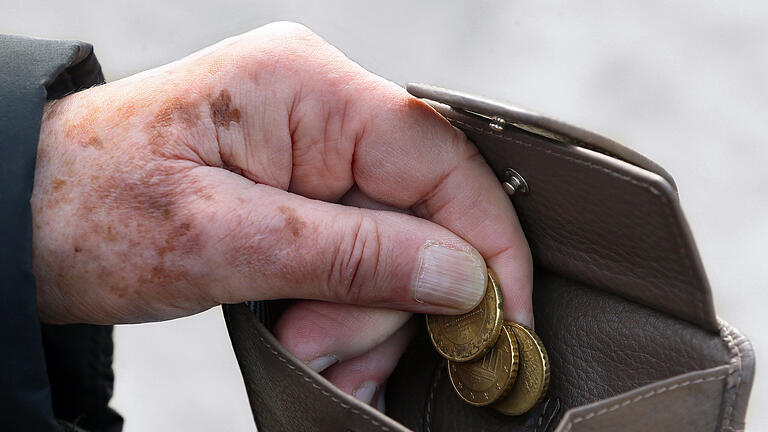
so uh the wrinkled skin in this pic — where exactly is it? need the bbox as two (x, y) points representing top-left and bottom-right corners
(32, 22), (532, 409)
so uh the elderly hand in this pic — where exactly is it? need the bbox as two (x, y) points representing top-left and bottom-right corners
(32, 22), (532, 408)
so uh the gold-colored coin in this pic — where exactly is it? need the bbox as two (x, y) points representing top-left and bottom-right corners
(447, 324), (519, 406)
(493, 322), (550, 415)
(426, 269), (504, 362)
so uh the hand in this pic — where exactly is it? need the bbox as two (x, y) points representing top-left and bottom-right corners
(32, 22), (532, 407)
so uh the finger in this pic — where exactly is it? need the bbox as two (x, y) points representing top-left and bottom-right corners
(274, 300), (410, 371)
(274, 187), (412, 412)
(339, 185), (410, 214)
(273, 187), (410, 367)
(234, 24), (532, 324)
(321, 319), (415, 407)
(189, 166), (488, 314)
(339, 88), (533, 325)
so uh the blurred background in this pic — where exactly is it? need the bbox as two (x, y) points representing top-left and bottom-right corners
(3, 1), (766, 430)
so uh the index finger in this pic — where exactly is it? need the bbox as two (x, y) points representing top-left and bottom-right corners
(350, 85), (533, 325)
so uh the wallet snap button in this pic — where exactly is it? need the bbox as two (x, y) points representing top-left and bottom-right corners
(502, 168), (529, 196)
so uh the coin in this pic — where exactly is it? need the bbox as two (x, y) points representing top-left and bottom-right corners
(447, 324), (519, 406)
(426, 269), (504, 362)
(492, 322), (550, 415)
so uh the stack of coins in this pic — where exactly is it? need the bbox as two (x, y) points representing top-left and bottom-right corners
(426, 269), (550, 415)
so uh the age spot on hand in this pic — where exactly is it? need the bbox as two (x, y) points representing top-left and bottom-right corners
(209, 89), (241, 127)
(153, 97), (201, 129)
(156, 222), (192, 258)
(147, 96), (203, 154)
(51, 178), (67, 193)
(278, 205), (306, 238)
(83, 135), (103, 150)
(115, 101), (140, 121)
(105, 226), (118, 242)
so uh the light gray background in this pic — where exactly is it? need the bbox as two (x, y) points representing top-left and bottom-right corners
(3, 1), (765, 430)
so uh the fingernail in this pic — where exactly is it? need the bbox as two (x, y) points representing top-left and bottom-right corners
(307, 355), (338, 373)
(353, 381), (378, 405)
(413, 243), (487, 311)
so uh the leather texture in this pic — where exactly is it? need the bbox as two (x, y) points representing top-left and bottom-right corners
(224, 303), (409, 432)
(718, 322), (756, 432)
(384, 270), (738, 432)
(223, 85), (755, 432)
(406, 83), (677, 189)
(553, 365), (730, 432)
(418, 91), (717, 332)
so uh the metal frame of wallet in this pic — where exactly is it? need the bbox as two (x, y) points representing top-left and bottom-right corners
(223, 84), (755, 432)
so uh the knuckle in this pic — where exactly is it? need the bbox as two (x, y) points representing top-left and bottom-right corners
(258, 21), (326, 53)
(328, 212), (383, 302)
(255, 22), (357, 79)
(268, 21), (317, 39)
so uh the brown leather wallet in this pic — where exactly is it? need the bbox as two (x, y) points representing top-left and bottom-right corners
(222, 84), (755, 432)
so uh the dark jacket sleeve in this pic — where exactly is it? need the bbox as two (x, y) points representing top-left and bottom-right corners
(0, 35), (120, 432)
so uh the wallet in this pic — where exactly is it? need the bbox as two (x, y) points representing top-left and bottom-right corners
(222, 84), (755, 432)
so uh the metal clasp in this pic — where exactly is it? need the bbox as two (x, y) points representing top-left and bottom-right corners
(502, 168), (529, 196)
(489, 116), (507, 132)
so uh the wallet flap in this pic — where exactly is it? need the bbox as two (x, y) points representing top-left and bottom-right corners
(407, 84), (718, 331)
(553, 365), (730, 432)
(407, 83), (676, 188)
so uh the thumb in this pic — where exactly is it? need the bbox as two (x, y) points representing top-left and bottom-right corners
(191, 167), (488, 314)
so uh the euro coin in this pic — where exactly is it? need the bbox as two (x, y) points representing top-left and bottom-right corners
(447, 324), (519, 406)
(493, 322), (550, 415)
(426, 269), (504, 362)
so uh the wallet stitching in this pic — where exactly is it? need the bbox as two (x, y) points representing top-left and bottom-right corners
(450, 119), (708, 321)
(559, 374), (727, 432)
(254, 331), (393, 432)
(719, 324), (743, 431)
